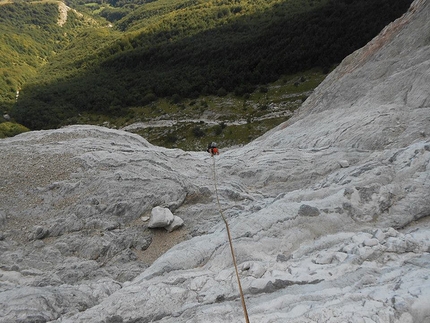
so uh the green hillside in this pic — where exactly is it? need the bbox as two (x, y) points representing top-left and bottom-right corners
(2, 0), (413, 148)
(0, 1), (59, 111)
(0, 0), (103, 112)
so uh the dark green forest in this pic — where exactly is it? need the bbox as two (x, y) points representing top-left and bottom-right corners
(1, 0), (413, 133)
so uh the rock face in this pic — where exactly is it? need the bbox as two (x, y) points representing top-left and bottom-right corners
(1, 1), (430, 322)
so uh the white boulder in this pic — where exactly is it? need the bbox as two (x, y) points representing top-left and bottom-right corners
(165, 216), (184, 232)
(148, 206), (175, 228)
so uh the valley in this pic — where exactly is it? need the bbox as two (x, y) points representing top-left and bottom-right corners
(1, 0), (414, 150)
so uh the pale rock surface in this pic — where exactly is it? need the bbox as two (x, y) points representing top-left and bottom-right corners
(0, 1), (430, 322)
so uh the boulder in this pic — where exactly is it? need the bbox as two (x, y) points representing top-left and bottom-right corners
(298, 204), (320, 217)
(31, 226), (49, 240)
(165, 216), (184, 232)
(148, 206), (174, 228)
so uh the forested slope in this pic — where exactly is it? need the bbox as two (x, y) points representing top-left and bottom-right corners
(0, 1), (102, 113)
(0, 2), (62, 110)
(3, 0), (413, 131)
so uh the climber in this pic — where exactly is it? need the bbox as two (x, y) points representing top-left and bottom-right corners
(207, 142), (219, 156)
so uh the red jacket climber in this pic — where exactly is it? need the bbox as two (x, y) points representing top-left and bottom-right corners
(207, 142), (219, 156)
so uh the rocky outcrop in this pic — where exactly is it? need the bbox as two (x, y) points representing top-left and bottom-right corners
(0, 0), (429, 322)
(57, 2), (69, 27)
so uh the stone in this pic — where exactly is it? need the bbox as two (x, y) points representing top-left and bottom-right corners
(165, 216), (184, 232)
(363, 238), (379, 247)
(148, 206), (174, 228)
(106, 315), (123, 323)
(338, 160), (349, 168)
(373, 229), (386, 242)
(0, 211), (6, 227)
(298, 204), (320, 217)
(240, 261), (266, 278)
(313, 252), (334, 264)
(48, 214), (84, 237)
(32, 226), (49, 240)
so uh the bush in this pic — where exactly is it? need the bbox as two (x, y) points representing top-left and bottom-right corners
(142, 92), (157, 105)
(100, 8), (130, 22)
(259, 86), (268, 93)
(192, 126), (205, 138)
(0, 122), (29, 138)
(213, 124), (223, 135)
(216, 88), (228, 97)
(171, 93), (182, 104)
(165, 132), (178, 143)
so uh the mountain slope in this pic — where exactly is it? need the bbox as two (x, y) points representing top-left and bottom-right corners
(10, 0), (413, 131)
(0, 0), (103, 114)
(0, 1), (60, 109)
(0, 0), (429, 322)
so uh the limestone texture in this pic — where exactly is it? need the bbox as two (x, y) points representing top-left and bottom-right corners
(0, 1), (429, 322)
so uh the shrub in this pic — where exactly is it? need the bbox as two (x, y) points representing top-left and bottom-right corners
(0, 122), (29, 138)
(217, 88), (228, 97)
(165, 132), (178, 143)
(213, 125), (223, 135)
(172, 94), (181, 104)
(192, 126), (205, 138)
(259, 86), (268, 93)
(142, 92), (157, 105)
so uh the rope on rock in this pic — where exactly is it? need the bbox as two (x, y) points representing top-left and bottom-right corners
(212, 156), (250, 323)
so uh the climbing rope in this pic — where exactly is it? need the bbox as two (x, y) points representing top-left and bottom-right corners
(212, 156), (250, 323)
